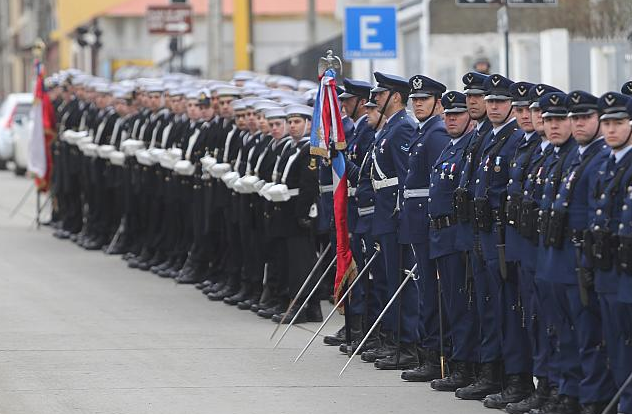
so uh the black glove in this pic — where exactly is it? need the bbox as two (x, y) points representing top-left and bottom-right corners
(329, 140), (339, 158)
(298, 217), (312, 229)
(578, 267), (595, 289)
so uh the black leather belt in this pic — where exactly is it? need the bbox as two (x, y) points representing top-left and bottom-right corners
(430, 214), (457, 230)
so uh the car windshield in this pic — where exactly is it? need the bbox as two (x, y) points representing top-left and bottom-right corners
(14, 103), (32, 119)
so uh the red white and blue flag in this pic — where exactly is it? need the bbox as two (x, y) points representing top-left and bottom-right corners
(28, 60), (55, 191)
(310, 68), (357, 308)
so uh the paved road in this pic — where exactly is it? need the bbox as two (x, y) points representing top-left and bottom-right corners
(0, 171), (491, 414)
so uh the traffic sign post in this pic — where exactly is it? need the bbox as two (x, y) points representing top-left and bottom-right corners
(456, 0), (558, 77)
(343, 6), (398, 60)
(146, 5), (193, 35)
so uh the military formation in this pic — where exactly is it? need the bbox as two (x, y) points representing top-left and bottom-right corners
(43, 66), (632, 414)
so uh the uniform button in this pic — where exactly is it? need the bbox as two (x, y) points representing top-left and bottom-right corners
(528, 174), (532, 179)
(476, 179), (480, 184)
(596, 209), (602, 215)
(542, 195), (546, 199)
(556, 194), (560, 199)
(624, 205), (629, 211)
(392, 192), (396, 196)
(620, 223), (625, 230)
(428, 198), (431, 202)
(431, 183), (434, 187)
(419, 203), (423, 206)
(507, 195), (511, 201)
(508, 179), (513, 184)
(524, 191), (528, 196)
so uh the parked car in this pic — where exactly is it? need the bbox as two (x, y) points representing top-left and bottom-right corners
(0, 93), (33, 169)
(12, 115), (33, 176)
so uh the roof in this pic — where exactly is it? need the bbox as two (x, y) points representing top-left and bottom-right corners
(106, 0), (336, 17)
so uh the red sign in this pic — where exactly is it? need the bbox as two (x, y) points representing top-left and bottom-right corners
(147, 5), (193, 35)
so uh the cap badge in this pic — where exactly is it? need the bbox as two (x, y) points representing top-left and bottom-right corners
(605, 95), (616, 106)
(518, 85), (527, 96)
(571, 94), (581, 104)
(627, 83), (632, 93)
(466, 74), (474, 84)
(447, 93), (455, 102)
(412, 77), (423, 90)
(550, 95), (560, 105)
(536, 85), (545, 96)
(491, 76), (501, 87)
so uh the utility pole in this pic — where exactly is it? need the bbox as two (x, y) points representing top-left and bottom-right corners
(308, 0), (316, 47)
(207, 0), (223, 78)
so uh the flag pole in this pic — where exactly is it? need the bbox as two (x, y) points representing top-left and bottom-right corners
(36, 189), (41, 229)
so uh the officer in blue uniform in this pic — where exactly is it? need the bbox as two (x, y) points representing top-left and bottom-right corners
(616, 145), (632, 414)
(423, 91), (481, 392)
(467, 74), (533, 407)
(341, 91), (387, 354)
(586, 93), (632, 414)
(536, 90), (616, 414)
(504, 83), (565, 414)
(323, 78), (374, 347)
(452, 72), (506, 399)
(359, 72), (417, 369)
(533, 92), (580, 413)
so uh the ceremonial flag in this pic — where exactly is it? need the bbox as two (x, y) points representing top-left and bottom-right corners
(28, 60), (55, 191)
(309, 68), (357, 308)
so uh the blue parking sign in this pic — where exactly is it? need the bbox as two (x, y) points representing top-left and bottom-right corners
(344, 6), (397, 60)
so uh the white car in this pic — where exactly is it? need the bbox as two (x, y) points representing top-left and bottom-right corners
(12, 115), (34, 175)
(0, 93), (33, 169)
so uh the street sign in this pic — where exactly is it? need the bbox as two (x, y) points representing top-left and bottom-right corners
(456, 0), (557, 5)
(146, 4), (193, 35)
(455, 0), (502, 5)
(343, 6), (397, 60)
(507, 0), (557, 6)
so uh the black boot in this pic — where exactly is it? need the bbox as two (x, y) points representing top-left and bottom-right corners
(483, 373), (535, 408)
(430, 361), (475, 391)
(401, 348), (442, 382)
(339, 329), (381, 354)
(177, 263), (208, 284)
(361, 330), (396, 362)
(455, 361), (502, 400)
(506, 377), (551, 414)
(529, 386), (560, 414)
(258, 302), (285, 319)
(580, 401), (616, 414)
(305, 299), (323, 322)
(374, 342), (419, 370)
(324, 325), (347, 346)
(271, 302), (307, 324)
(224, 284), (250, 305)
(540, 395), (580, 414)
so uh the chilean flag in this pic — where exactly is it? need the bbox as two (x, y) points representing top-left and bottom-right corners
(310, 68), (357, 308)
(28, 60), (55, 191)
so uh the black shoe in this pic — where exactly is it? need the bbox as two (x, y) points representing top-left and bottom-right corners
(528, 387), (560, 414)
(305, 301), (323, 322)
(324, 325), (347, 346)
(208, 286), (238, 301)
(483, 373), (535, 408)
(237, 298), (256, 310)
(455, 361), (502, 400)
(506, 377), (552, 414)
(151, 258), (173, 274)
(258, 303), (284, 319)
(536, 395), (579, 414)
(339, 333), (381, 354)
(430, 361), (475, 391)
(361, 331), (396, 362)
(224, 286), (249, 305)
(196, 280), (213, 290)
(84, 237), (106, 250)
(209, 281), (226, 294)
(581, 401), (614, 414)
(401, 348), (442, 382)
(177, 267), (206, 284)
(374, 342), (419, 370)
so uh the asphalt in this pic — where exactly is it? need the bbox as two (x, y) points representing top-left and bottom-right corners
(0, 170), (491, 414)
